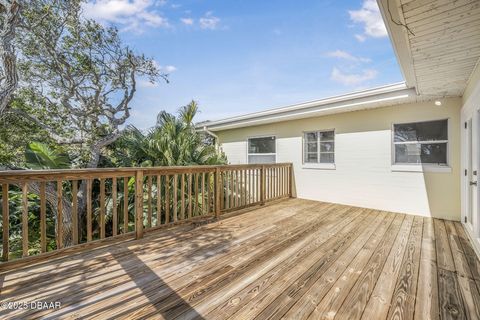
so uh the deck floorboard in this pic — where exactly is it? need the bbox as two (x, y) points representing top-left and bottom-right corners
(1, 198), (479, 320)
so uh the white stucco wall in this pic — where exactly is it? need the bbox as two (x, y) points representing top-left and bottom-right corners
(217, 98), (462, 220)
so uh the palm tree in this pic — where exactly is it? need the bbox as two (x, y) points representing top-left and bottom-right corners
(106, 101), (226, 167)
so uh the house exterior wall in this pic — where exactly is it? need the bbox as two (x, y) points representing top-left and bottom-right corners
(217, 98), (462, 220)
(461, 62), (480, 253)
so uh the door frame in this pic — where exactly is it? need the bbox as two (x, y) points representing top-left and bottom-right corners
(461, 79), (480, 257)
(464, 114), (478, 235)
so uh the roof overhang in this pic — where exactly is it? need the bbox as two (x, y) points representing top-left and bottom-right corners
(198, 82), (421, 132)
(377, 0), (480, 97)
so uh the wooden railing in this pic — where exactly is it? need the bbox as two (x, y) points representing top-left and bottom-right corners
(0, 163), (293, 264)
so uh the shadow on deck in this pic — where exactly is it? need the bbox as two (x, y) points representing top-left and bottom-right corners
(1, 198), (480, 320)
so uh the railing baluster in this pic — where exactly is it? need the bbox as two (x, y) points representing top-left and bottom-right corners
(207, 172), (211, 214)
(0, 163), (294, 263)
(135, 170), (144, 239)
(100, 178), (105, 239)
(239, 170), (243, 207)
(165, 175), (170, 224)
(220, 171), (224, 212)
(247, 169), (250, 205)
(194, 173), (199, 216)
(22, 183), (28, 257)
(72, 181), (78, 245)
(230, 171), (234, 208)
(112, 177), (117, 236)
(215, 168), (221, 217)
(157, 175), (162, 226)
(188, 173), (192, 219)
(87, 179), (92, 242)
(147, 175), (152, 228)
(181, 174), (185, 220)
(201, 172), (205, 215)
(261, 166), (266, 205)
(173, 174), (178, 222)
(123, 177), (129, 233)
(2, 184), (9, 261)
(56, 180), (63, 250)
(40, 182), (46, 252)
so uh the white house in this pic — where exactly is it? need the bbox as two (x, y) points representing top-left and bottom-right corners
(199, 0), (480, 252)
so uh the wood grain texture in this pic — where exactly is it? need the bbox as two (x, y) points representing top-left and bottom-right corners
(21, 183), (28, 257)
(0, 199), (479, 320)
(414, 218), (439, 320)
(2, 184), (8, 261)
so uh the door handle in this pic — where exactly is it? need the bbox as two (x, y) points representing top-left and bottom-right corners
(470, 181), (478, 186)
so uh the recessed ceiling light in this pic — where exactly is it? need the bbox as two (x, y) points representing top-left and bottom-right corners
(434, 100), (442, 106)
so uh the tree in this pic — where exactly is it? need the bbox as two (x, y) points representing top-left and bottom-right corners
(2, 0), (167, 246)
(12, 0), (165, 168)
(105, 101), (226, 167)
(0, 0), (20, 115)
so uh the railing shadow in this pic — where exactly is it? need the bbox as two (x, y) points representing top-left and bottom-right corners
(0, 217), (245, 319)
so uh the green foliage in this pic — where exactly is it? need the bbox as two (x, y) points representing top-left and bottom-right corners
(0, 95), (52, 168)
(25, 142), (70, 169)
(15, 0), (163, 168)
(105, 101), (227, 167)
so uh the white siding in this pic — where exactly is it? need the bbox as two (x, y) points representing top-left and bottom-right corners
(220, 141), (246, 164)
(218, 98), (461, 220)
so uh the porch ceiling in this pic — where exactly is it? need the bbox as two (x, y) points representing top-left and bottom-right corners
(379, 0), (480, 97)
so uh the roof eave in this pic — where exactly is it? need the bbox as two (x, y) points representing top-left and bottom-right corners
(201, 84), (420, 132)
(376, 0), (417, 92)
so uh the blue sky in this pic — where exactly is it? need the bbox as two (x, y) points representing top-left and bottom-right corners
(84, 0), (403, 129)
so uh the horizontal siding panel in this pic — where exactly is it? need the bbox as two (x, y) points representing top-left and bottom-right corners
(218, 99), (462, 220)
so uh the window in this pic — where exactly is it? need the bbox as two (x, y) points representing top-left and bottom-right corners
(248, 136), (276, 163)
(303, 130), (335, 164)
(393, 119), (448, 165)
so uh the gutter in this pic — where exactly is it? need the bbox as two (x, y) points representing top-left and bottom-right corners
(200, 125), (220, 151)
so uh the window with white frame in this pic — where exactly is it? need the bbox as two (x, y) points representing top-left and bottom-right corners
(393, 119), (448, 165)
(303, 130), (335, 164)
(248, 136), (276, 164)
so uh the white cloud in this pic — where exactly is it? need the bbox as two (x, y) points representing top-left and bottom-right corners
(83, 0), (169, 32)
(331, 67), (377, 86)
(326, 50), (371, 63)
(349, 0), (387, 41)
(355, 34), (366, 42)
(199, 12), (220, 30)
(161, 65), (177, 73)
(180, 18), (194, 25)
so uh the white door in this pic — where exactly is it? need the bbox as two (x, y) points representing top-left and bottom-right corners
(466, 116), (478, 234)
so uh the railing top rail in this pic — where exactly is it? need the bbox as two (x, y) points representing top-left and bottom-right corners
(0, 163), (293, 182)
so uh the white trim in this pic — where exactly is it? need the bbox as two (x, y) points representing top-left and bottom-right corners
(302, 129), (336, 167)
(391, 118), (450, 167)
(199, 84), (421, 131)
(391, 165), (452, 173)
(461, 65), (480, 257)
(246, 135), (277, 164)
(377, 0), (417, 90)
(302, 163), (336, 170)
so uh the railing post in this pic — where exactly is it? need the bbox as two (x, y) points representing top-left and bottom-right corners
(289, 164), (294, 198)
(215, 167), (221, 218)
(135, 169), (144, 239)
(260, 165), (266, 205)
(2, 183), (9, 261)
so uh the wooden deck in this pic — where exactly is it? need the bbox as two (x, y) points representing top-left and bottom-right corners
(1, 198), (480, 319)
